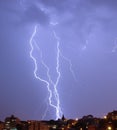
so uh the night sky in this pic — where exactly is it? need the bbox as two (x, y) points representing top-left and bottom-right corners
(0, 0), (117, 121)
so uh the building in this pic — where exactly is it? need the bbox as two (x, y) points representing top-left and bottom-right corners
(28, 120), (49, 130)
(107, 110), (117, 120)
(3, 115), (20, 129)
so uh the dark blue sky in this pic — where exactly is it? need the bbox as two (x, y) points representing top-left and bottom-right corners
(0, 0), (117, 121)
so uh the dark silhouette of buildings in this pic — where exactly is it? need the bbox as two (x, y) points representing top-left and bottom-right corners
(0, 110), (117, 130)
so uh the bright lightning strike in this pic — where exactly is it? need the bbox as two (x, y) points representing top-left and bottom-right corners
(29, 20), (76, 120)
(29, 25), (63, 120)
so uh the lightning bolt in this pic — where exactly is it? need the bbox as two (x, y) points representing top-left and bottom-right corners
(29, 21), (77, 120)
(29, 25), (63, 120)
(28, 21), (77, 120)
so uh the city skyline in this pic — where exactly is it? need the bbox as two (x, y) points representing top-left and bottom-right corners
(0, 110), (117, 130)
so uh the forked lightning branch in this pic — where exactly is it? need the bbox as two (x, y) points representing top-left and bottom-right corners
(29, 24), (76, 120)
(29, 25), (63, 120)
